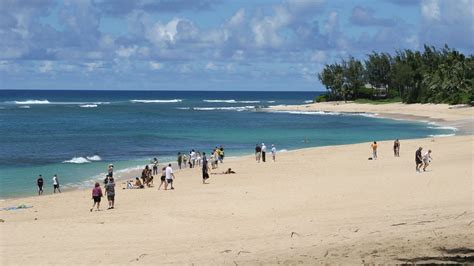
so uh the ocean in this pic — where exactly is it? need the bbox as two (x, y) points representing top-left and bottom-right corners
(0, 90), (455, 199)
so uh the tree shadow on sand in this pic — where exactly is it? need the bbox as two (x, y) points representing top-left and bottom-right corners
(397, 247), (474, 264)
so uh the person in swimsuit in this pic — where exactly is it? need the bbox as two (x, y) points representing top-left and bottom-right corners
(393, 139), (400, 157)
(37, 175), (44, 195)
(371, 141), (378, 160)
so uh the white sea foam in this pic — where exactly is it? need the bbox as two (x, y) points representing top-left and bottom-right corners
(63, 157), (91, 164)
(193, 106), (255, 111)
(86, 155), (102, 161)
(304, 100), (314, 103)
(18, 105), (31, 109)
(203, 99), (237, 103)
(427, 126), (458, 131)
(267, 101), (276, 103)
(14, 100), (50, 105)
(428, 133), (456, 137)
(80, 104), (98, 108)
(279, 149), (288, 152)
(176, 107), (191, 110)
(130, 99), (182, 103)
(268, 110), (381, 118)
(239, 100), (261, 103)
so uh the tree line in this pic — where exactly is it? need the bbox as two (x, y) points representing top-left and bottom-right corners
(317, 45), (473, 105)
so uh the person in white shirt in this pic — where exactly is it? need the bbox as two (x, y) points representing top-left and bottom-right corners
(271, 144), (277, 162)
(190, 150), (196, 168)
(52, 174), (61, 193)
(422, 150), (433, 172)
(165, 164), (175, 190)
(261, 143), (267, 162)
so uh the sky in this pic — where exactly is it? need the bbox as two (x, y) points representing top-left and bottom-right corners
(0, 0), (473, 91)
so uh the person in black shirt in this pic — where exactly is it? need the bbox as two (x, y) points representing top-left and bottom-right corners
(255, 144), (262, 163)
(37, 175), (44, 195)
(415, 147), (423, 172)
(202, 152), (209, 184)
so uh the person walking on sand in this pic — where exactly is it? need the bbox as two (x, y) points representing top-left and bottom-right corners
(182, 154), (188, 168)
(415, 147), (423, 172)
(105, 177), (115, 209)
(165, 164), (175, 190)
(371, 141), (378, 160)
(52, 174), (61, 193)
(255, 144), (261, 163)
(393, 139), (400, 157)
(422, 150), (433, 172)
(261, 143), (267, 162)
(271, 144), (277, 162)
(202, 152), (210, 184)
(107, 164), (114, 178)
(90, 182), (103, 212)
(37, 174), (44, 195)
(152, 158), (159, 175)
(190, 150), (196, 168)
(177, 152), (183, 169)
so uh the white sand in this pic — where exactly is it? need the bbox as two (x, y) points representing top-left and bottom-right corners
(1, 135), (473, 264)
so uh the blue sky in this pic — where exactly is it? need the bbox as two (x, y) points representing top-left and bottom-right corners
(0, 0), (472, 91)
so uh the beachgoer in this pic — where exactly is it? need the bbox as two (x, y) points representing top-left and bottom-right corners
(371, 141), (378, 160)
(37, 175), (44, 195)
(213, 149), (219, 168)
(394, 139), (400, 157)
(422, 150), (433, 171)
(134, 177), (144, 189)
(105, 177), (115, 209)
(271, 144), (277, 162)
(202, 152), (209, 184)
(182, 154), (188, 168)
(152, 158), (159, 175)
(158, 167), (167, 190)
(165, 164), (175, 190)
(196, 152), (202, 167)
(261, 143), (267, 162)
(104, 175), (109, 186)
(90, 182), (103, 212)
(141, 166), (149, 186)
(415, 147), (423, 172)
(190, 150), (196, 168)
(126, 180), (133, 189)
(108, 164), (114, 177)
(255, 144), (262, 163)
(219, 147), (225, 162)
(212, 168), (236, 175)
(177, 152), (182, 169)
(52, 174), (61, 193)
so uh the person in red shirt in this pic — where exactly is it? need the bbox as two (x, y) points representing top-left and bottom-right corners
(90, 182), (103, 212)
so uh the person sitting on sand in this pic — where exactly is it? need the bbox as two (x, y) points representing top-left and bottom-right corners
(105, 177), (115, 210)
(90, 182), (103, 212)
(134, 177), (144, 189)
(415, 147), (423, 172)
(422, 150), (433, 172)
(371, 141), (378, 160)
(393, 139), (400, 157)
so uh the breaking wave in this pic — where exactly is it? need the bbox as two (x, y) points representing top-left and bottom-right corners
(130, 99), (182, 103)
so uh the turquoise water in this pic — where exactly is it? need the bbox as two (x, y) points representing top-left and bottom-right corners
(0, 90), (455, 198)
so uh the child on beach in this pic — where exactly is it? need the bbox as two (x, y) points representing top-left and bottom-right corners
(371, 141), (378, 160)
(422, 150), (433, 171)
(90, 182), (103, 212)
(105, 177), (115, 209)
(158, 167), (167, 190)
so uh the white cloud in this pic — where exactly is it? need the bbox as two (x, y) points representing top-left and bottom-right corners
(421, 0), (440, 21)
(116, 45), (138, 57)
(84, 62), (103, 72)
(310, 50), (326, 63)
(38, 61), (53, 73)
(205, 62), (218, 70)
(149, 61), (163, 70)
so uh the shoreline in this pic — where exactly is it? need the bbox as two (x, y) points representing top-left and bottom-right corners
(265, 102), (473, 135)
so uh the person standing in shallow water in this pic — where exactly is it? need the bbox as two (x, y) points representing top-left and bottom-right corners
(52, 174), (61, 193)
(37, 175), (44, 195)
(393, 139), (400, 157)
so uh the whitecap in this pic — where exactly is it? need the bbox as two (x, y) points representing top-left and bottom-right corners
(304, 100), (314, 103)
(130, 99), (182, 103)
(14, 100), (50, 105)
(238, 100), (261, 103)
(428, 134), (456, 137)
(427, 126), (458, 131)
(63, 157), (91, 164)
(18, 105), (30, 109)
(203, 99), (237, 103)
(193, 106), (255, 111)
(80, 104), (98, 108)
(267, 101), (276, 103)
(86, 155), (102, 161)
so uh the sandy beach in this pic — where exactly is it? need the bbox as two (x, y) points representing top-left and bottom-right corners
(1, 132), (473, 264)
(267, 102), (474, 134)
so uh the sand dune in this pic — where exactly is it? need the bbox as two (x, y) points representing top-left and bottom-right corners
(1, 135), (472, 264)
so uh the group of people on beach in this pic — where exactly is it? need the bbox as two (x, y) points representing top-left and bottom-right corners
(36, 174), (61, 195)
(370, 139), (433, 172)
(255, 143), (277, 163)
